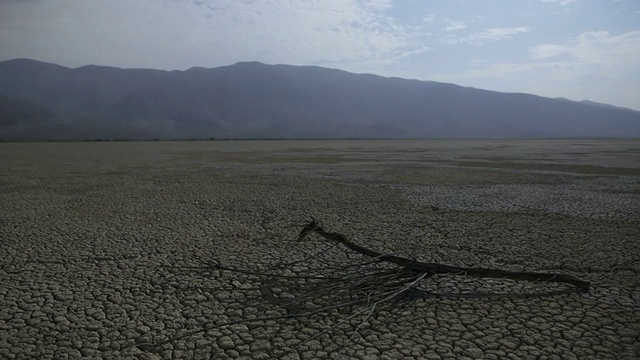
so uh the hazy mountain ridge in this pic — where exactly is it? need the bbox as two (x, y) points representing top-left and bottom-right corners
(1, 58), (639, 140)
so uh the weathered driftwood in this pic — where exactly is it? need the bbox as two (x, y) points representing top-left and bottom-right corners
(297, 220), (590, 292)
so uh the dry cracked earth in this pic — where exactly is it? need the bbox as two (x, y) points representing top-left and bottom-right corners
(1, 139), (639, 359)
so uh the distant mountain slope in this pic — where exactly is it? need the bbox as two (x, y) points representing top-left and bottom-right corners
(1, 59), (639, 140)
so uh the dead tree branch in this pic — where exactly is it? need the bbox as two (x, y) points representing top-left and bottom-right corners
(297, 220), (590, 292)
(135, 219), (590, 352)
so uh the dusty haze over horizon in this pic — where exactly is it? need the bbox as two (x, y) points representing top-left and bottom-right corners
(1, 0), (639, 110)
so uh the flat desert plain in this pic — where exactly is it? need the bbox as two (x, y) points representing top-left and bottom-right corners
(1, 139), (639, 359)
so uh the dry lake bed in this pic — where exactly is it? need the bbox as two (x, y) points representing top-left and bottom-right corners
(1, 139), (639, 359)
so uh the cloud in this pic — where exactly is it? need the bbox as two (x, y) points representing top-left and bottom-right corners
(0, 0), (421, 71)
(479, 27), (531, 40)
(446, 27), (530, 45)
(540, 0), (577, 6)
(457, 31), (640, 77)
(529, 44), (567, 59)
(422, 14), (435, 23)
(361, 0), (394, 11)
(435, 30), (640, 110)
(529, 31), (640, 65)
(569, 31), (640, 67)
(442, 18), (467, 32)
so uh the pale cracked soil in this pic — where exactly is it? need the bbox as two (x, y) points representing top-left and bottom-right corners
(1, 140), (639, 359)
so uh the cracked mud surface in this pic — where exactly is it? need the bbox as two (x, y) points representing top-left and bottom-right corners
(1, 139), (639, 359)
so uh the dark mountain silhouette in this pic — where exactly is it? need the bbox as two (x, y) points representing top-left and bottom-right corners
(1, 58), (639, 140)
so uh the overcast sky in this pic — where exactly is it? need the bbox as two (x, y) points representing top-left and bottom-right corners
(1, 0), (639, 110)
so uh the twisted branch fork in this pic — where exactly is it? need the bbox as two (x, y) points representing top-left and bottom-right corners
(296, 219), (590, 292)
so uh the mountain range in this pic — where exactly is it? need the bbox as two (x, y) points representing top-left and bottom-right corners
(1, 58), (639, 140)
